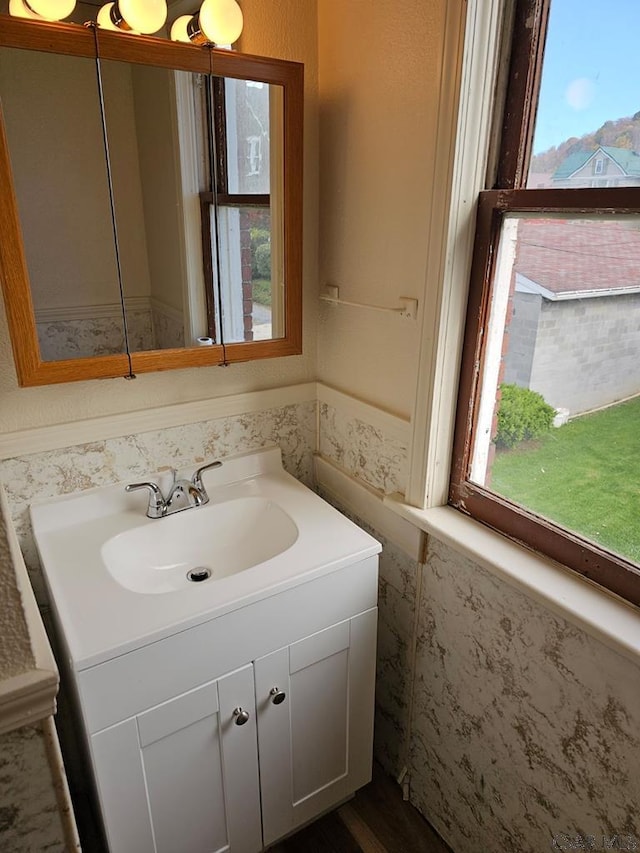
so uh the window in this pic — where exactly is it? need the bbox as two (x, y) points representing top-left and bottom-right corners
(201, 75), (284, 344)
(246, 136), (263, 177)
(450, 0), (640, 607)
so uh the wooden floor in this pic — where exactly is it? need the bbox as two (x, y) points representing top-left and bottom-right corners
(269, 764), (452, 853)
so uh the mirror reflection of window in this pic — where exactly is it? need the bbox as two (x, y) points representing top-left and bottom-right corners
(225, 78), (270, 196)
(202, 78), (285, 345)
(247, 136), (262, 177)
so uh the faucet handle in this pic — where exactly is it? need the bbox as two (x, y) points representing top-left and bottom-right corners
(191, 460), (222, 494)
(125, 481), (166, 518)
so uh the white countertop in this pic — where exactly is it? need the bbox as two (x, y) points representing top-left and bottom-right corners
(31, 448), (381, 670)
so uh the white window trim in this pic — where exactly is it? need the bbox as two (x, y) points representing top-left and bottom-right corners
(406, 0), (509, 508)
(470, 216), (518, 483)
(174, 70), (209, 343)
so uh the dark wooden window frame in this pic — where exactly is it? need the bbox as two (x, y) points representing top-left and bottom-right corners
(201, 75), (271, 340)
(448, 0), (640, 608)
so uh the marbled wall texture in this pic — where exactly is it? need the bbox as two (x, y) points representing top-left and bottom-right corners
(411, 535), (640, 853)
(151, 304), (185, 350)
(0, 401), (316, 602)
(374, 533), (417, 780)
(0, 503), (33, 680)
(318, 401), (416, 778)
(36, 310), (155, 362)
(36, 305), (188, 361)
(316, 492), (418, 780)
(319, 402), (408, 495)
(0, 724), (67, 853)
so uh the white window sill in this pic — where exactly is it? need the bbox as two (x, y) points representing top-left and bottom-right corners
(384, 496), (640, 666)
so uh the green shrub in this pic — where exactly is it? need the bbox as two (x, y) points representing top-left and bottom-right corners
(254, 241), (271, 278)
(250, 227), (270, 247)
(250, 228), (270, 277)
(252, 278), (271, 306)
(495, 384), (555, 449)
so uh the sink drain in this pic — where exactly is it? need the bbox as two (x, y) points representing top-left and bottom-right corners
(187, 567), (212, 583)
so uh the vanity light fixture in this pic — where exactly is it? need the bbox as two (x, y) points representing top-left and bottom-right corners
(170, 0), (243, 45)
(9, 0), (75, 22)
(96, 0), (167, 34)
(7, 0), (242, 43)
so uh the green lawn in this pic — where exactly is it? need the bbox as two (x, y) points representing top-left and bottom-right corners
(491, 396), (640, 562)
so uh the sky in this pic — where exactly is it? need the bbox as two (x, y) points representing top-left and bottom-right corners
(532, 0), (640, 154)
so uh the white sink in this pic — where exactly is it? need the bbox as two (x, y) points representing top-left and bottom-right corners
(31, 447), (381, 669)
(102, 496), (298, 594)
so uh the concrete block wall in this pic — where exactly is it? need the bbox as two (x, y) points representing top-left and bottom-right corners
(505, 292), (640, 415)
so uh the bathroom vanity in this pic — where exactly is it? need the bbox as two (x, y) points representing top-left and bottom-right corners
(31, 448), (380, 852)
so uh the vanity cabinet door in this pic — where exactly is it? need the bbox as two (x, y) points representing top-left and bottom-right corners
(90, 665), (262, 853)
(254, 608), (378, 847)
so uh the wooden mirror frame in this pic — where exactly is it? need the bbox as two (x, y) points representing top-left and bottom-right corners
(0, 16), (303, 385)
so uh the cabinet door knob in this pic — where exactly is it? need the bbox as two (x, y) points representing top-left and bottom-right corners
(233, 707), (250, 725)
(269, 687), (286, 705)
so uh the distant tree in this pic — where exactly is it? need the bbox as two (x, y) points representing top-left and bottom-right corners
(565, 137), (583, 156)
(615, 131), (633, 149)
(530, 112), (640, 174)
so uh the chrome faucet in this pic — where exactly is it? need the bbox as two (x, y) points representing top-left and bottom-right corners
(125, 461), (222, 518)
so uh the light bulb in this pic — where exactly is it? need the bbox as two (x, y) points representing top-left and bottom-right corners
(9, 0), (40, 19)
(97, 2), (121, 29)
(118, 0), (167, 33)
(98, 0), (165, 33)
(199, 0), (243, 45)
(170, 14), (192, 42)
(10, 0), (75, 20)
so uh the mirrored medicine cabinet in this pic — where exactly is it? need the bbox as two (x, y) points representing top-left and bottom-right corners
(0, 17), (303, 385)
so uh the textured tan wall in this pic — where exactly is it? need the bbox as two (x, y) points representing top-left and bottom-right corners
(124, 64), (184, 312)
(0, 50), (126, 309)
(317, 0), (449, 417)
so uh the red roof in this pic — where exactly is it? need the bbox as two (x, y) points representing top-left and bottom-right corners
(515, 219), (640, 293)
